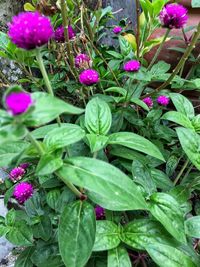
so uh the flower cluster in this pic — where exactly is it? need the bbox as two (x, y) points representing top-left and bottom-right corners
(54, 25), (75, 42)
(123, 60), (140, 72)
(95, 205), (105, 220)
(79, 69), (99, 86)
(113, 26), (122, 34)
(143, 95), (169, 108)
(9, 167), (25, 182)
(75, 54), (91, 69)
(13, 182), (34, 204)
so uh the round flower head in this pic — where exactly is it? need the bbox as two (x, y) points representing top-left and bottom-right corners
(5, 92), (32, 116)
(9, 167), (25, 182)
(13, 182), (33, 204)
(75, 54), (91, 68)
(54, 25), (75, 42)
(123, 60), (140, 72)
(79, 69), (99, 86)
(19, 163), (30, 170)
(159, 4), (188, 29)
(143, 97), (153, 108)
(157, 95), (170, 106)
(8, 12), (54, 50)
(95, 205), (105, 220)
(113, 26), (122, 34)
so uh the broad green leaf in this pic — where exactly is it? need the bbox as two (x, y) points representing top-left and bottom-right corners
(31, 123), (69, 139)
(58, 157), (147, 211)
(0, 125), (27, 145)
(176, 127), (200, 170)
(86, 134), (108, 153)
(108, 132), (165, 161)
(93, 221), (121, 251)
(145, 243), (196, 267)
(149, 193), (186, 243)
(37, 256), (64, 267)
(121, 219), (176, 250)
(130, 98), (149, 111)
(170, 93), (195, 119)
(185, 216), (200, 238)
(31, 243), (59, 266)
(32, 216), (52, 241)
(0, 225), (8, 237)
(24, 3), (35, 11)
(36, 154), (63, 175)
(46, 189), (61, 210)
(15, 247), (35, 267)
(192, 114), (200, 133)
(108, 246), (131, 267)
(26, 92), (84, 126)
(166, 155), (179, 177)
(162, 111), (194, 129)
(58, 201), (96, 267)
(150, 168), (173, 191)
(85, 97), (112, 135)
(44, 124), (85, 151)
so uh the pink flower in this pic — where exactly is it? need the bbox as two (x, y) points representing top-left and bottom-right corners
(19, 163), (30, 169)
(75, 54), (91, 68)
(157, 95), (170, 106)
(123, 60), (140, 72)
(5, 92), (33, 116)
(54, 25), (75, 42)
(159, 4), (188, 29)
(13, 182), (34, 204)
(79, 69), (99, 86)
(8, 12), (54, 50)
(95, 205), (105, 220)
(113, 26), (122, 34)
(9, 167), (25, 182)
(143, 97), (153, 108)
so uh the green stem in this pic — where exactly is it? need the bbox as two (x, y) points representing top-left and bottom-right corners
(27, 131), (45, 156)
(147, 28), (170, 70)
(174, 159), (189, 185)
(181, 164), (193, 185)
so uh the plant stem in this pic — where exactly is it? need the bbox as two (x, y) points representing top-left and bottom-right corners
(174, 159), (190, 185)
(135, 0), (140, 58)
(181, 164), (193, 185)
(27, 131), (45, 156)
(147, 28), (170, 70)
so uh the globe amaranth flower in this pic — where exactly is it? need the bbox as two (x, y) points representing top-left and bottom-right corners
(19, 163), (30, 170)
(75, 54), (91, 69)
(123, 60), (140, 72)
(159, 4), (188, 29)
(157, 95), (170, 106)
(54, 25), (75, 42)
(8, 12), (54, 50)
(113, 26), (122, 34)
(13, 182), (34, 204)
(9, 167), (25, 182)
(143, 97), (153, 108)
(79, 69), (99, 86)
(5, 92), (33, 116)
(95, 205), (105, 220)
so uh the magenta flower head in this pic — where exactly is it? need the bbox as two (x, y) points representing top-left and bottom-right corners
(54, 25), (75, 42)
(79, 69), (99, 86)
(143, 97), (153, 108)
(113, 26), (122, 34)
(8, 12), (54, 50)
(9, 167), (25, 182)
(13, 182), (33, 204)
(75, 54), (91, 69)
(95, 205), (105, 220)
(157, 95), (170, 106)
(159, 4), (188, 29)
(19, 163), (30, 170)
(5, 92), (33, 116)
(123, 60), (140, 72)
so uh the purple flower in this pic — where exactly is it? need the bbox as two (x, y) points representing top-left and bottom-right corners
(123, 60), (140, 72)
(79, 69), (99, 86)
(54, 25), (75, 42)
(5, 92), (33, 116)
(157, 95), (170, 106)
(13, 182), (33, 204)
(95, 205), (105, 220)
(75, 54), (91, 68)
(19, 163), (30, 170)
(143, 97), (153, 108)
(9, 167), (25, 182)
(113, 26), (122, 34)
(8, 12), (54, 50)
(159, 4), (188, 29)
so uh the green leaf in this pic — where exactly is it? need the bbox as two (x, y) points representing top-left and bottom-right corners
(24, 3), (36, 11)
(145, 243), (196, 267)
(46, 189), (61, 210)
(86, 134), (108, 153)
(37, 256), (64, 267)
(150, 168), (173, 191)
(58, 157), (147, 211)
(108, 246), (131, 267)
(85, 97), (112, 135)
(36, 154), (63, 175)
(149, 193), (186, 243)
(93, 221), (121, 251)
(119, 36), (132, 56)
(15, 247), (35, 267)
(58, 201), (96, 267)
(192, 0), (200, 8)
(170, 93), (195, 119)
(26, 92), (84, 126)
(176, 127), (200, 170)
(44, 124), (85, 152)
(31, 123), (69, 139)
(162, 111), (194, 129)
(130, 98), (149, 111)
(0, 225), (8, 237)
(108, 132), (165, 161)
(185, 216), (200, 238)
(32, 215), (52, 241)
